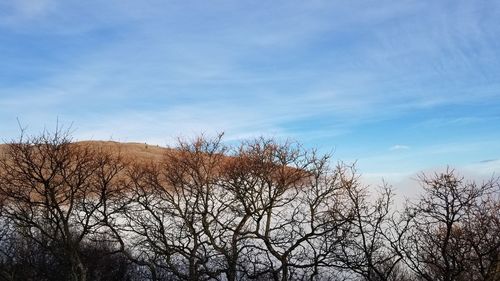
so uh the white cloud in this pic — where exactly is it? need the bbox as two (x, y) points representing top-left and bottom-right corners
(390, 144), (410, 151)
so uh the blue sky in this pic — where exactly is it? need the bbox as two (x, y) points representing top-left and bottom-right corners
(1, 0), (500, 191)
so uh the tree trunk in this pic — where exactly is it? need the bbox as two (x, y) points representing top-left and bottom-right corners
(227, 260), (237, 281)
(281, 258), (289, 281)
(69, 251), (86, 281)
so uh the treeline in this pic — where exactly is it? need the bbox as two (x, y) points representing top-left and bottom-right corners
(0, 131), (499, 281)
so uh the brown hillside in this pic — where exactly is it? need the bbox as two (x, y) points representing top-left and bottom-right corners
(0, 140), (305, 183)
(0, 141), (171, 164)
(75, 141), (171, 163)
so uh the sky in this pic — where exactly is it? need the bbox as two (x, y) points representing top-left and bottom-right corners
(1, 0), (499, 195)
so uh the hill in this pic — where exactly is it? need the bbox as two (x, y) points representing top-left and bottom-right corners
(0, 141), (171, 164)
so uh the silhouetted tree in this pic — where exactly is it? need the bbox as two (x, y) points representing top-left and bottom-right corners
(117, 136), (226, 281)
(337, 182), (409, 281)
(113, 136), (359, 280)
(2, 129), (498, 281)
(400, 169), (500, 281)
(0, 129), (127, 281)
(224, 139), (354, 281)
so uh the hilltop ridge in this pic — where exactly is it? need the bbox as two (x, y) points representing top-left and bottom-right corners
(0, 140), (171, 163)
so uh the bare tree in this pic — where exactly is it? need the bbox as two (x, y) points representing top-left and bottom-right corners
(113, 136), (360, 281)
(460, 178), (500, 281)
(9, 129), (498, 281)
(0, 202), (16, 281)
(337, 181), (409, 281)
(400, 169), (500, 281)
(0, 130), (127, 281)
(117, 135), (227, 281)
(223, 139), (355, 281)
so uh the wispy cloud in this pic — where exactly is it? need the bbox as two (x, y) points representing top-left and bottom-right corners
(415, 117), (496, 128)
(1, 1), (500, 189)
(390, 145), (410, 151)
(479, 159), (499, 164)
